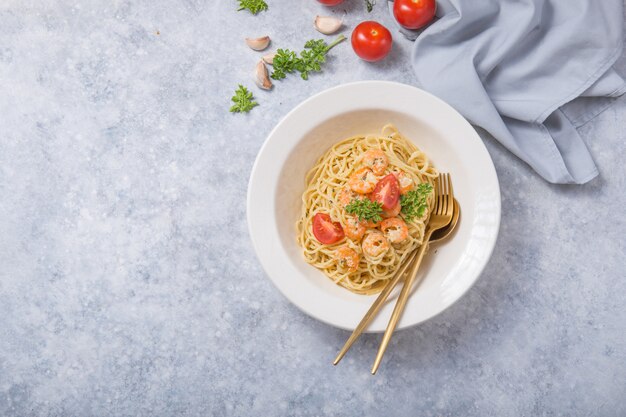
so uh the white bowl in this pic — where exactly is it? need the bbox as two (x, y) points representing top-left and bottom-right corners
(247, 81), (500, 332)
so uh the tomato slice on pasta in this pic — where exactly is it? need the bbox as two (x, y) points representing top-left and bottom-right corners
(312, 213), (344, 244)
(371, 174), (400, 211)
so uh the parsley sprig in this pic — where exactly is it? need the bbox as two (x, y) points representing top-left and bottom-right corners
(345, 198), (383, 223)
(365, 0), (375, 12)
(229, 84), (258, 113)
(401, 183), (433, 221)
(271, 49), (298, 80)
(237, 0), (268, 14)
(271, 35), (346, 81)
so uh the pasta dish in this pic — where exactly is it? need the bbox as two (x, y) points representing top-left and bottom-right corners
(296, 124), (437, 295)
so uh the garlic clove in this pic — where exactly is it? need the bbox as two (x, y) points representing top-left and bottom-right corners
(245, 36), (271, 51)
(314, 15), (343, 35)
(262, 52), (276, 65)
(254, 60), (272, 90)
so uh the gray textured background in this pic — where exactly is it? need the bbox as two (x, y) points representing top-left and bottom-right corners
(1, 1), (625, 416)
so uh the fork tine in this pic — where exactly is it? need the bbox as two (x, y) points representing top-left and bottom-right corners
(433, 177), (439, 215)
(447, 174), (454, 216)
(436, 175), (444, 215)
(439, 174), (448, 214)
(436, 175), (441, 196)
(441, 174), (448, 215)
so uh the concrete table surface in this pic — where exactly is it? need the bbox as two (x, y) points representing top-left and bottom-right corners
(1, 1), (624, 416)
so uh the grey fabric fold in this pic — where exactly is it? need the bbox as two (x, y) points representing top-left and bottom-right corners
(389, 0), (625, 183)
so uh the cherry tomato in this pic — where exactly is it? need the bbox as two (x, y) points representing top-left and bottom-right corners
(371, 174), (400, 211)
(351, 21), (393, 62)
(393, 0), (436, 30)
(317, 0), (344, 5)
(312, 213), (345, 244)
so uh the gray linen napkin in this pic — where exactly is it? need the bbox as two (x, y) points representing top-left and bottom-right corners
(388, 0), (625, 184)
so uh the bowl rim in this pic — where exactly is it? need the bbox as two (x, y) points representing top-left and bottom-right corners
(247, 80), (501, 331)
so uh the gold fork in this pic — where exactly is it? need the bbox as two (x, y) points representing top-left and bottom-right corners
(333, 174), (455, 368)
(371, 173), (455, 374)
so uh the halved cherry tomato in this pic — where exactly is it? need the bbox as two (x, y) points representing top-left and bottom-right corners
(370, 174), (400, 211)
(351, 21), (393, 62)
(317, 0), (344, 5)
(393, 0), (436, 30)
(312, 213), (344, 244)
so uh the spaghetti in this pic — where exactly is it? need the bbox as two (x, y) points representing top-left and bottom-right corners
(296, 124), (438, 295)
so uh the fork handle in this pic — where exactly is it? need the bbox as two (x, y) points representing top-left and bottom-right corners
(371, 230), (434, 374)
(333, 249), (419, 366)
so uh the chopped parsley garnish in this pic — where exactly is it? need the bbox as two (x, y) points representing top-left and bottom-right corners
(401, 183), (433, 221)
(345, 198), (383, 223)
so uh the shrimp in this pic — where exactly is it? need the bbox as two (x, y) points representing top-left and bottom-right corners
(363, 218), (382, 228)
(380, 217), (409, 243)
(393, 170), (414, 195)
(363, 149), (389, 175)
(362, 231), (390, 257)
(338, 187), (365, 208)
(336, 246), (360, 272)
(348, 167), (377, 194)
(344, 216), (366, 241)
